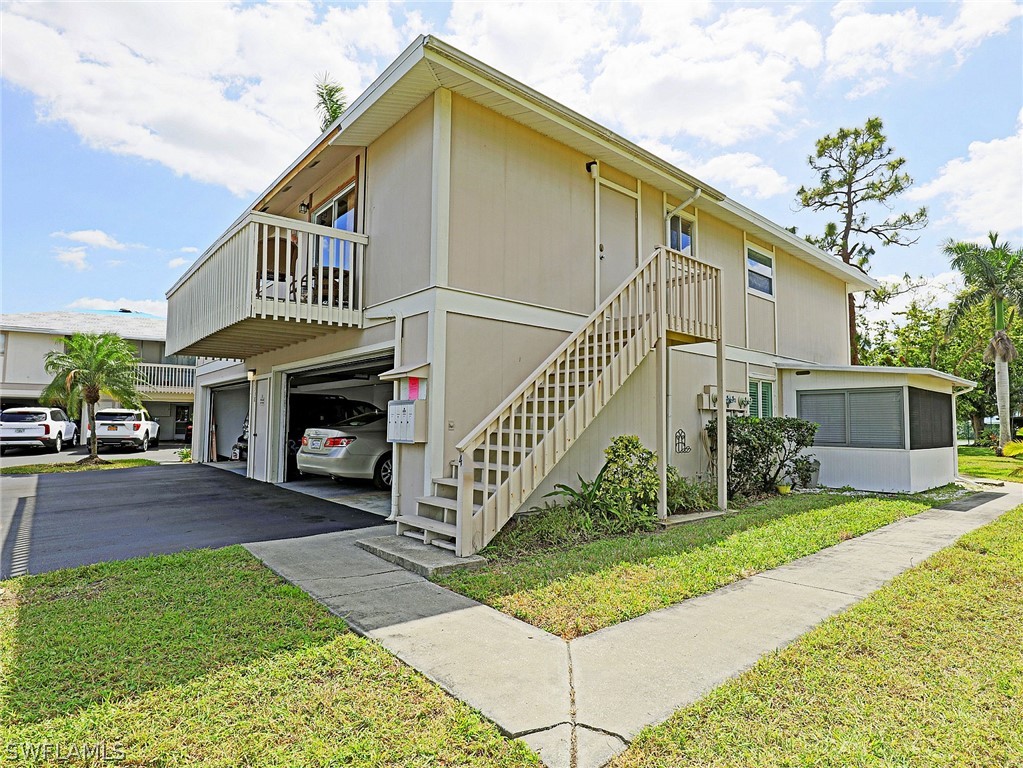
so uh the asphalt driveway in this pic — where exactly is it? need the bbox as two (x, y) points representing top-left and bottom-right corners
(0, 464), (387, 578)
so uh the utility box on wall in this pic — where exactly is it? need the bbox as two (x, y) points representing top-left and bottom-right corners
(387, 399), (428, 444)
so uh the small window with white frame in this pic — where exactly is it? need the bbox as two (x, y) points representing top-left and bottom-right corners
(746, 245), (774, 297)
(748, 379), (774, 418)
(667, 214), (694, 257)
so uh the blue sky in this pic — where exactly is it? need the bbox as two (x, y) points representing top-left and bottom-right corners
(2, 1), (1020, 321)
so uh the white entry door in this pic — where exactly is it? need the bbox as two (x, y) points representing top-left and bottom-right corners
(249, 377), (271, 482)
(598, 185), (639, 301)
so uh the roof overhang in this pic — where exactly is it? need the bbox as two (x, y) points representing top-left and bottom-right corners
(777, 364), (975, 390)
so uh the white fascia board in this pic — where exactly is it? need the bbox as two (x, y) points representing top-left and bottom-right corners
(0, 323), (166, 341)
(776, 363), (974, 388)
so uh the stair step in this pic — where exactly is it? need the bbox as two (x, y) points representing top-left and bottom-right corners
(416, 495), (459, 511)
(396, 513), (457, 537)
(434, 477), (497, 493)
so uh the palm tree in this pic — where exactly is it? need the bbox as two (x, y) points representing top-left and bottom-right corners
(40, 332), (143, 461)
(944, 232), (1023, 452)
(315, 72), (346, 133)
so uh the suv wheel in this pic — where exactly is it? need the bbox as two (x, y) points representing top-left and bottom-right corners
(138, 433), (150, 452)
(373, 453), (393, 490)
(52, 434), (63, 453)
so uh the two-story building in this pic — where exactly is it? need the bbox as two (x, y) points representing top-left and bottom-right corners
(0, 310), (196, 440)
(168, 37), (969, 557)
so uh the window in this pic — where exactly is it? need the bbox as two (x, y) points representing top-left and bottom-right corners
(668, 214), (693, 256)
(797, 387), (905, 448)
(748, 379), (774, 417)
(746, 246), (774, 297)
(908, 387), (953, 449)
(315, 183), (357, 270)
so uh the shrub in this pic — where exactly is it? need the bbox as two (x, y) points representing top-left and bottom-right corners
(666, 467), (715, 514)
(706, 416), (818, 499)
(176, 447), (192, 463)
(545, 435), (658, 535)
(1002, 440), (1023, 458)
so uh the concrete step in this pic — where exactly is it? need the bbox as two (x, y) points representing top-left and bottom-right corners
(355, 535), (486, 578)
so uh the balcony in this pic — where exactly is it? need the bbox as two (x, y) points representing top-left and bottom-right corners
(136, 363), (195, 395)
(166, 212), (367, 358)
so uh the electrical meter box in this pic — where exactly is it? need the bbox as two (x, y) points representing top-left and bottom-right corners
(387, 399), (428, 444)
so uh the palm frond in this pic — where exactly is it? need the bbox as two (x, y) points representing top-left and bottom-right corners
(944, 286), (987, 338)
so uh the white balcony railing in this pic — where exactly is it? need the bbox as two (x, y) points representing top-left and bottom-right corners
(136, 363), (195, 393)
(166, 211), (367, 356)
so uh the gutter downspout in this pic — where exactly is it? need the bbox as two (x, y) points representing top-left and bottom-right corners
(366, 311), (404, 520)
(666, 187), (702, 224)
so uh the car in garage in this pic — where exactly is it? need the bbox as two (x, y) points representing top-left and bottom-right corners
(285, 394), (381, 479)
(0, 407), (78, 454)
(87, 408), (160, 451)
(297, 411), (392, 489)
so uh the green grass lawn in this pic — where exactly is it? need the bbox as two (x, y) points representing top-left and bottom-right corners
(0, 547), (536, 767)
(958, 445), (1023, 482)
(435, 488), (963, 639)
(0, 459), (159, 475)
(611, 504), (1023, 768)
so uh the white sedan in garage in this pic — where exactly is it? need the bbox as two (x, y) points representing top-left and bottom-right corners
(297, 411), (392, 489)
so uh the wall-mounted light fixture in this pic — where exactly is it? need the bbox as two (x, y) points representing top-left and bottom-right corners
(585, 160), (598, 180)
(247, 369), (257, 381)
(298, 202), (310, 215)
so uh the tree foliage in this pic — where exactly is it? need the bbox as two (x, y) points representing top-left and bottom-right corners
(40, 332), (142, 459)
(706, 417), (818, 499)
(796, 116), (928, 364)
(943, 232), (1023, 449)
(315, 72), (347, 132)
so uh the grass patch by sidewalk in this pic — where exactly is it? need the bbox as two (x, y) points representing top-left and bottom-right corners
(435, 488), (962, 639)
(959, 445), (1023, 482)
(0, 547), (537, 767)
(612, 504), (1023, 768)
(0, 459), (159, 475)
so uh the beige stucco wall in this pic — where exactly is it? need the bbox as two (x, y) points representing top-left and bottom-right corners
(442, 313), (568, 467)
(1, 331), (64, 392)
(448, 95), (595, 314)
(691, 212), (747, 348)
(364, 96), (434, 306)
(747, 294), (776, 354)
(775, 249), (849, 364)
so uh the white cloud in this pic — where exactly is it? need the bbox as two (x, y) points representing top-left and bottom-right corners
(167, 257), (189, 269)
(908, 112), (1023, 239)
(52, 229), (127, 249)
(179, 246), (200, 254)
(863, 271), (964, 325)
(67, 297), (167, 317)
(825, 1), (1022, 93)
(1, 1), (417, 196)
(585, 5), (823, 146)
(687, 153), (790, 199)
(55, 246), (89, 271)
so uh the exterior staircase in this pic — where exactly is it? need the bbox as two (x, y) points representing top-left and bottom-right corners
(396, 246), (721, 556)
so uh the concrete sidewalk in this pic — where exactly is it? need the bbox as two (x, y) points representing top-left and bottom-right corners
(243, 484), (1021, 768)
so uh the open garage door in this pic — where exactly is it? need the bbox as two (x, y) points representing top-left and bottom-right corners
(209, 383), (249, 463)
(283, 354), (394, 483)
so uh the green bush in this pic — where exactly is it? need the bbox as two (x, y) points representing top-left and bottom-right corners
(176, 447), (192, 463)
(706, 416), (818, 499)
(545, 435), (658, 535)
(666, 467), (716, 514)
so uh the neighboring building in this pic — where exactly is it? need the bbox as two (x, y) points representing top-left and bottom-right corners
(168, 36), (968, 556)
(0, 310), (196, 440)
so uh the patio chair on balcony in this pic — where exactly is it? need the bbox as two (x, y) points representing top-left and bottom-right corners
(255, 234), (300, 301)
(306, 267), (350, 308)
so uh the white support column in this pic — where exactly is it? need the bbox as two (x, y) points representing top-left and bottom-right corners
(656, 336), (668, 520)
(715, 278), (728, 511)
(430, 88), (452, 288)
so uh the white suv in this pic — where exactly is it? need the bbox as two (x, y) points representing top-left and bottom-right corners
(87, 408), (160, 452)
(0, 407), (78, 454)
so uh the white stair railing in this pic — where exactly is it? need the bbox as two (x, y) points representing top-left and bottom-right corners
(398, 246), (720, 556)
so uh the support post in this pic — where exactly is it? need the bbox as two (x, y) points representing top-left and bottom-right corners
(656, 337), (668, 520)
(715, 282), (727, 511)
(456, 451), (475, 557)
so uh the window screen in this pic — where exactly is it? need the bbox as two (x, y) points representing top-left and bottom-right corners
(798, 388), (905, 448)
(909, 387), (953, 449)
(798, 391), (847, 445)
